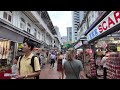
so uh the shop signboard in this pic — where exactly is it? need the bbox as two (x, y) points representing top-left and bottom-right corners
(87, 11), (120, 41)
(74, 41), (82, 49)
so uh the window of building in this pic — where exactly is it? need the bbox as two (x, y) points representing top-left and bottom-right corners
(27, 23), (31, 33)
(75, 37), (77, 40)
(88, 16), (91, 27)
(34, 28), (37, 37)
(42, 34), (44, 41)
(92, 12), (94, 18)
(3, 11), (12, 22)
(20, 17), (26, 30)
(38, 31), (40, 39)
(3, 12), (7, 19)
(27, 28), (30, 33)
(8, 15), (11, 22)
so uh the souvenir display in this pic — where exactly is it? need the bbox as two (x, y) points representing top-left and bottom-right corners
(106, 52), (120, 79)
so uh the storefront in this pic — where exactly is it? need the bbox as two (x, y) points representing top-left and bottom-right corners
(0, 19), (45, 79)
(0, 23), (25, 74)
(85, 11), (120, 79)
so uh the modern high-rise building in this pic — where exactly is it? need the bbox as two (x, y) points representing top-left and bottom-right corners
(61, 36), (67, 45)
(67, 27), (72, 44)
(72, 11), (80, 42)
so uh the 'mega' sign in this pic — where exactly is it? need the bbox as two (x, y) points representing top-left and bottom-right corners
(87, 11), (120, 41)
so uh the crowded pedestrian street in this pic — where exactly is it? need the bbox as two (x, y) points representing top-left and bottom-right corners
(1, 11), (120, 79)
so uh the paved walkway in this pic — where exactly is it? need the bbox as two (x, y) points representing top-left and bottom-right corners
(39, 61), (104, 79)
(40, 62), (61, 79)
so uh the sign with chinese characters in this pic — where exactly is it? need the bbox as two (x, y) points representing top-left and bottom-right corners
(87, 11), (120, 41)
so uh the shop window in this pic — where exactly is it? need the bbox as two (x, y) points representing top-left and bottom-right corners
(3, 11), (12, 22)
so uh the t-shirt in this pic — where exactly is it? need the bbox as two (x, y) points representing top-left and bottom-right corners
(50, 54), (56, 60)
(62, 60), (83, 79)
(17, 53), (41, 79)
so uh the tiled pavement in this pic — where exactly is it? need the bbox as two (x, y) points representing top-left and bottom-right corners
(39, 62), (61, 79)
(39, 62), (104, 79)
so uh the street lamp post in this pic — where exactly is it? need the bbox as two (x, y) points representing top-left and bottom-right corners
(81, 40), (88, 68)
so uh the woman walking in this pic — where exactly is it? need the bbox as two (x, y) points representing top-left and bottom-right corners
(57, 51), (64, 79)
(62, 48), (87, 79)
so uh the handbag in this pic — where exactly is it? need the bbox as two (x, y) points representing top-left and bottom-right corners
(68, 61), (79, 79)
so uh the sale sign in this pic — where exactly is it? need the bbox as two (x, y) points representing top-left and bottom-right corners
(87, 11), (120, 41)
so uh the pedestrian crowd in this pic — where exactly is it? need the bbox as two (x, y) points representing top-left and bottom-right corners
(4, 40), (118, 79)
(4, 40), (87, 79)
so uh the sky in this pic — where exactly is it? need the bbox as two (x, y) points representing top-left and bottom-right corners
(48, 11), (72, 37)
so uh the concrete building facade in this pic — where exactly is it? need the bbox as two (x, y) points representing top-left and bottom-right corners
(54, 26), (62, 51)
(67, 27), (72, 44)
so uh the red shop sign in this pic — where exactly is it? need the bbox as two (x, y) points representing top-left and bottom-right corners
(98, 11), (120, 33)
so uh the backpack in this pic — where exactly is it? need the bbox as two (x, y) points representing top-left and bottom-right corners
(18, 55), (40, 79)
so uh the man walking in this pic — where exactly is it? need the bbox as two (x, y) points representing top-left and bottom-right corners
(15, 40), (41, 79)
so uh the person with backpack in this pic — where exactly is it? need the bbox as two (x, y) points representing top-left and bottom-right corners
(15, 40), (41, 79)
